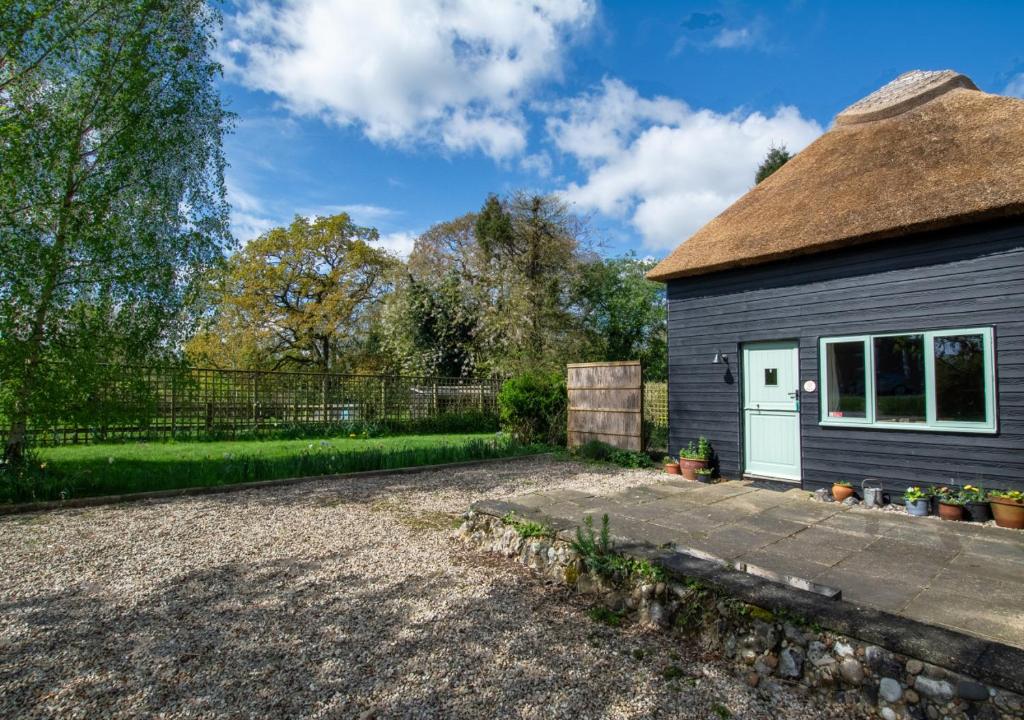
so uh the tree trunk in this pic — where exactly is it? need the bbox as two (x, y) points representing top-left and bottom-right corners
(3, 135), (80, 463)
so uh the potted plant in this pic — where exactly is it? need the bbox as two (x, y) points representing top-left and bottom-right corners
(695, 467), (714, 482)
(903, 486), (931, 517)
(934, 486), (965, 521)
(990, 490), (1024, 529)
(831, 480), (855, 502)
(664, 456), (681, 475)
(961, 485), (991, 522)
(677, 437), (711, 480)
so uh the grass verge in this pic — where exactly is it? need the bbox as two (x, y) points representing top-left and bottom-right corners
(2, 434), (548, 504)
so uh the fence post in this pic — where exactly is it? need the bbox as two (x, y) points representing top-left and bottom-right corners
(170, 373), (176, 439)
(321, 375), (328, 423)
(251, 373), (258, 425)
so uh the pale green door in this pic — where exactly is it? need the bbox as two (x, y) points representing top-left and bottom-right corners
(743, 341), (801, 481)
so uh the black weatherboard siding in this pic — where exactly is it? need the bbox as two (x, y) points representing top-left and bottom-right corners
(665, 219), (1024, 496)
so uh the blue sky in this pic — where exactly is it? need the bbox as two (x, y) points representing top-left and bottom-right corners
(217, 0), (1024, 258)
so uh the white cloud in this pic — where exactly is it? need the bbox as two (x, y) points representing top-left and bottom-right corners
(519, 151), (554, 177)
(328, 204), (398, 222)
(551, 78), (823, 251)
(377, 231), (418, 258)
(222, 0), (594, 160)
(227, 182), (276, 241)
(1005, 73), (1024, 98)
(711, 27), (754, 49)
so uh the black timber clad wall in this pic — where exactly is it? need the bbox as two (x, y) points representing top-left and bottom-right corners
(665, 219), (1024, 496)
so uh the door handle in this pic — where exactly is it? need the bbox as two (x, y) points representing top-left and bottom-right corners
(787, 391), (798, 398)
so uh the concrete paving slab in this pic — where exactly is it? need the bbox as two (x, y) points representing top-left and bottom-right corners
(818, 510), (918, 539)
(948, 550), (1024, 585)
(701, 525), (784, 559)
(710, 489), (798, 514)
(782, 525), (878, 552)
(730, 512), (813, 538)
(756, 500), (845, 524)
(605, 485), (665, 505)
(738, 547), (836, 585)
(673, 482), (758, 503)
(903, 585), (1023, 646)
(543, 488), (597, 503)
(814, 570), (924, 613)
(486, 477), (1024, 649)
(927, 567), (1024, 605)
(647, 512), (728, 536)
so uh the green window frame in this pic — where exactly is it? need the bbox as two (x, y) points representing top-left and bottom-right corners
(818, 327), (996, 433)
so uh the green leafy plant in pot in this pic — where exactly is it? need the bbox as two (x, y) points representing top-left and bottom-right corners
(832, 480), (855, 502)
(989, 489), (1024, 529)
(677, 437), (711, 480)
(934, 486), (965, 521)
(695, 466), (714, 482)
(663, 455), (681, 475)
(960, 484), (991, 522)
(903, 486), (931, 517)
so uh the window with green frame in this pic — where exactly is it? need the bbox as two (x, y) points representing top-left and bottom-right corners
(818, 327), (996, 432)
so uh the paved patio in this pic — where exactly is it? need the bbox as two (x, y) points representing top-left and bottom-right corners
(480, 478), (1024, 650)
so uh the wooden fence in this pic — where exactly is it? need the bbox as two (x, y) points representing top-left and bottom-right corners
(12, 366), (503, 446)
(567, 361), (644, 452)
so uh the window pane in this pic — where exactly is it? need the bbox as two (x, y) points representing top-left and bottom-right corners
(934, 334), (986, 422)
(874, 335), (926, 423)
(764, 368), (778, 386)
(825, 341), (866, 418)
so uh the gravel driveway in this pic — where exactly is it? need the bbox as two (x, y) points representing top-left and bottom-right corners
(0, 456), (857, 719)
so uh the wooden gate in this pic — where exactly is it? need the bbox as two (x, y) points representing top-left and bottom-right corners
(567, 361), (643, 451)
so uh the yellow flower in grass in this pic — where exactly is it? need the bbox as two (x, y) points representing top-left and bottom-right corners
(349, 433), (357, 438)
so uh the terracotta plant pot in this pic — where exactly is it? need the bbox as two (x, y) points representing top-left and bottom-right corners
(831, 483), (855, 502)
(938, 502), (964, 521)
(990, 498), (1024, 529)
(665, 462), (681, 475)
(678, 457), (709, 481)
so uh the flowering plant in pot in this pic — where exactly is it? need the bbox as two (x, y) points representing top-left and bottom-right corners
(831, 480), (855, 502)
(664, 455), (681, 475)
(677, 437), (711, 480)
(695, 466), (714, 483)
(960, 485), (991, 522)
(989, 489), (1024, 529)
(903, 486), (931, 517)
(934, 486), (965, 521)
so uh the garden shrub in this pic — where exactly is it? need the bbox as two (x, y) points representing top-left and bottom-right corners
(573, 439), (652, 468)
(574, 440), (613, 461)
(497, 371), (566, 445)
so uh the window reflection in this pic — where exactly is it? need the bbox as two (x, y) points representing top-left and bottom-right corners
(873, 335), (926, 423)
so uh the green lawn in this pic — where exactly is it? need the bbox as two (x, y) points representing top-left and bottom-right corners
(3, 433), (545, 504)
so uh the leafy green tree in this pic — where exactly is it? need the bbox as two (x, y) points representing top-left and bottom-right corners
(475, 192), (584, 373)
(1, 0), (232, 461)
(755, 143), (792, 183)
(379, 214), (489, 377)
(187, 213), (398, 372)
(574, 254), (667, 379)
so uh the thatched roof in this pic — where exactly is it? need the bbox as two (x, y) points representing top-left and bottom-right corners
(647, 70), (1024, 282)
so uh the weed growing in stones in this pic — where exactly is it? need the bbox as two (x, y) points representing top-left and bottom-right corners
(501, 512), (554, 539)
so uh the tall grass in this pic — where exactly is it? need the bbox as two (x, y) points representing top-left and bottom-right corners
(0, 434), (547, 504)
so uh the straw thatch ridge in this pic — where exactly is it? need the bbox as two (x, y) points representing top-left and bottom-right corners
(647, 83), (1024, 282)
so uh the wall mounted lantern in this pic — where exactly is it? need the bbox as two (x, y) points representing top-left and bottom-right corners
(712, 350), (728, 365)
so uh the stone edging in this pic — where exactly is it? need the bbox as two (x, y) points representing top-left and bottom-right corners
(459, 502), (1024, 720)
(0, 453), (555, 517)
